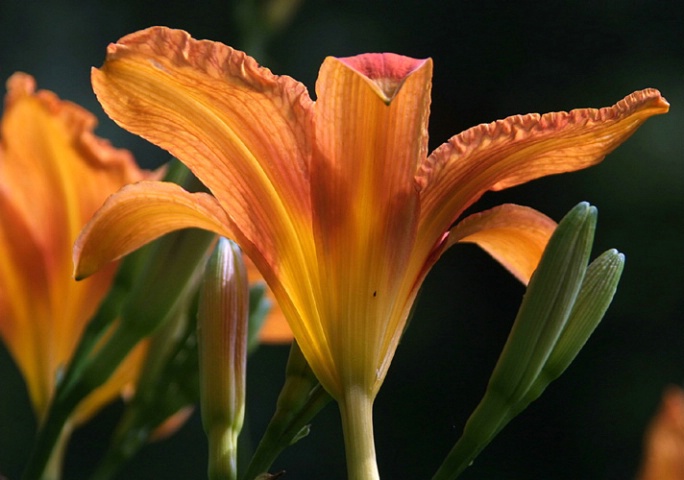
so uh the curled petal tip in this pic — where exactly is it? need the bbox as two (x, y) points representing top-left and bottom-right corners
(338, 52), (430, 78)
(335, 53), (432, 103)
(5, 72), (37, 105)
(448, 204), (557, 285)
(626, 88), (669, 111)
(72, 237), (103, 281)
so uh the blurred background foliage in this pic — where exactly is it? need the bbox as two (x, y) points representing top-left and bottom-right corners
(0, 1), (682, 478)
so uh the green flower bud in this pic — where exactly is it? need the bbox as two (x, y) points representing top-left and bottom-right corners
(198, 238), (249, 480)
(433, 202), (625, 480)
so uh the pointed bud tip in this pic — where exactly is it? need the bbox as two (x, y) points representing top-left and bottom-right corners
(597, 248), (625, 263)
(569, 201), (596, 218)
(559, 202), (597, 237)
(606, 248), (624, 260)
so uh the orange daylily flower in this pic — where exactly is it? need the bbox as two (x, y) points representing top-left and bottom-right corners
(0, 73), (152, 426)
(74, 26), (668, 472)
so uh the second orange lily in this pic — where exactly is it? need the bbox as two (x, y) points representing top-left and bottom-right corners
(74, 27), (668, 478)
(0, 73), (151, 427)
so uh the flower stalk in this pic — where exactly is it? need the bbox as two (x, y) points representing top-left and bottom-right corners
(339, 387), (380, 480)
(41, 423), (72, 480)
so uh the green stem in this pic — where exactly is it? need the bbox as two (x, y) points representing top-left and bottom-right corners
(89, 443), (135, 480)
(243, 385), (331, 479)
(41, 422), (72, 480)
(431, 396), (506, 480)
(208, 426), (239, 480)
(22, 388), (83, 480)
(242, 342), (332, 479)
(339, 387), (380, 480)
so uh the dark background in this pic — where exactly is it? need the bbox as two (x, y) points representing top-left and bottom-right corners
(1, 1), (682, 478)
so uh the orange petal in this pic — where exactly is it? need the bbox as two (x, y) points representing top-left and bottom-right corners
(312, 54), (430, 258)
(0, 191), (53, 417)
(74, 181), (233, 279)
(148, 406), (195, 442)
(447, 204), (557, 284)
(92, 27), (315, 278)
(309, 53), (432, 393)
(244, 255), (293, 344)
(257, 308), (293, 344)
(417, 89), (669, 252)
